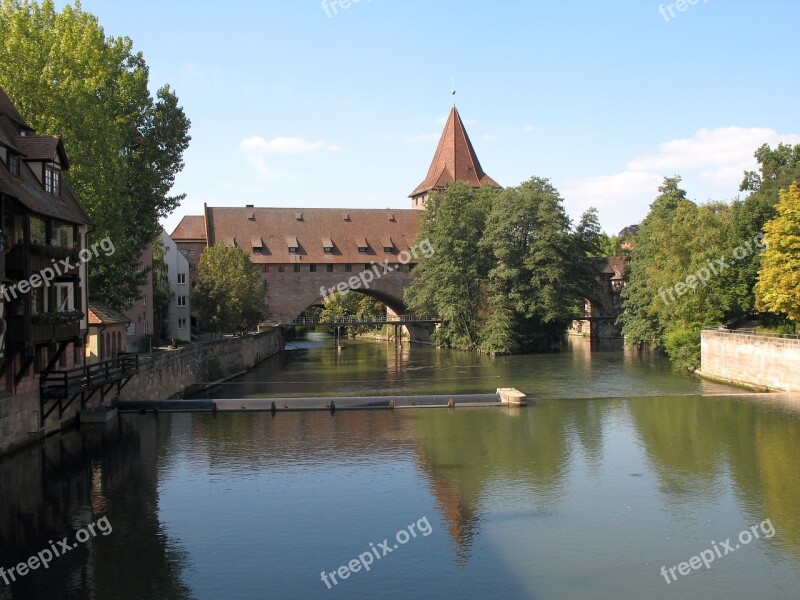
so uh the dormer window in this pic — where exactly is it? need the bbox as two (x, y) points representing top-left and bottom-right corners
(287, 236), (299, 253)
(44, 165), (61, 196)
(322, 237), (334, 253)
(7, 153), (19, 176)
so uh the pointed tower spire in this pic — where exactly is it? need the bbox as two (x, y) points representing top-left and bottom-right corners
(410, 106), (498, 209)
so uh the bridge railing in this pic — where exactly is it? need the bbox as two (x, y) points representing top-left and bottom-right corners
(267, 314), (440, 326)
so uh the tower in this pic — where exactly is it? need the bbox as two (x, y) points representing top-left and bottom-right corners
(409, 105), (498, 209)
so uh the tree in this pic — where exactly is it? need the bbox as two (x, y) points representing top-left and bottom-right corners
(319, 292), (385, 337)
(755, 182), (800, 320)
(405, 181), (497, 349)
(405, 177), (598, 354)
(0, 0), (190, 309)
(151, 236), (174, 341)
(192, 245), (267, 334)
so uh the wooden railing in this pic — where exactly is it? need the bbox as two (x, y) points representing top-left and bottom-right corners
(40, 353), (139, 399)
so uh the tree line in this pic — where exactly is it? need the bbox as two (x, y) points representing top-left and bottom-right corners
(619, 143), (800, 369)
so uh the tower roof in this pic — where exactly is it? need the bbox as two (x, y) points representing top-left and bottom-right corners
(410, 106), (497, 198)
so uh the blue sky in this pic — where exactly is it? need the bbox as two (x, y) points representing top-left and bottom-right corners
(67, 0), (799, 236)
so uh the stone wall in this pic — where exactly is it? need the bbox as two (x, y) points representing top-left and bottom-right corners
(700, 330), (800, 391)
(0, 328), (283, 456)
(117, 328), (283, 401)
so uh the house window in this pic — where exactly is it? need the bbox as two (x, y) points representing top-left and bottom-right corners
(127, 323), (136, 336)
(345, 264), (352, 272)
(261, 265), (269, 273)
(358, 247), (367, 253)
(177, 296), (187, 307)
(189, 249), (197, 256)
(178, 273), (187, 284)
(143, 295), (148, 306)
(178, 318), (187, 329)
(44, 166), (61, 196)
(7, 153), (19, 176)
(293, 264), (300, 273)
(364, 264), (370, 271)
(55, 283), (74, 311)
(326, 264), (334, 272)
(323, 247), (333, 254)
(278, 264), (285, 273)
(289, 247), (298, 254)
(310, 264), (317, 272)
(143, 321), (148, 335)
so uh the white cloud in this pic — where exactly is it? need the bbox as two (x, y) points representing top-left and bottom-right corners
(562, 127), (800, 235)
(241, 136), (342, 155)
(523, 125), (536, 133)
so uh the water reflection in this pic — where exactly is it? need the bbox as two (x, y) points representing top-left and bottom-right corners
(3, 334), (800, 598)
(0, 418), (193, 600)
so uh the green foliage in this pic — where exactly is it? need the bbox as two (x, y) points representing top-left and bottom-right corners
(405, 178), (597, 354)
(192, 245), (267, 333)
(597, 234), (624, 257)
(0, 0), (190, 309)
(755, 183), (800, 321)
(151, 236), (173, 340)
(405, 181), (496, 349)
(619, 178), (734, 369)
(319, 292), (384, 336)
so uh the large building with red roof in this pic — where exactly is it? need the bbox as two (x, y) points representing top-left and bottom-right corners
(172, 105), (498, 321)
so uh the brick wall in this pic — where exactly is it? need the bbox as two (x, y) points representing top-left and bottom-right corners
(700, 330), (800, 391)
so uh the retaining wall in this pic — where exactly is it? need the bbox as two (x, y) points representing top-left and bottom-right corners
(700, 330), (800, 392)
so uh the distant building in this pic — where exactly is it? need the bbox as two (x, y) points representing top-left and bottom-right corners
(123, 244), (154, 351)
(159, 229), (191, 340)
(86, 303), (130, 363)
(570, 256), (629, 339)
(171, 105), (498, 322)
(409, 106), (498, 210)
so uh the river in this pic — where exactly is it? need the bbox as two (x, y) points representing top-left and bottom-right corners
(1, 332), (799, 599)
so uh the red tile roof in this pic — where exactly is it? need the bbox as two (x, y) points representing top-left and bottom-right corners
(411, 106), (498, 197)
(184, 207), (423, 263)
(14, 135), (69, 168)
(88, 303), (130, 325)
(0, 86), (90, 225)
(171, 215), (207, 241)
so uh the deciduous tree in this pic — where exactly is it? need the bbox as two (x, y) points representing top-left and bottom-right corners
(193, 245), (267, 334)
(755, 183), (800, 321)
(0, 0), (190, 308)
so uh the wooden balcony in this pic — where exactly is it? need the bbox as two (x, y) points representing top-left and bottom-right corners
(5, 244), (81, 274)
(6, 315), (82, 346)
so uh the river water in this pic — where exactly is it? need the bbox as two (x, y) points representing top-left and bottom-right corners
(1, 332), (799, 599)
